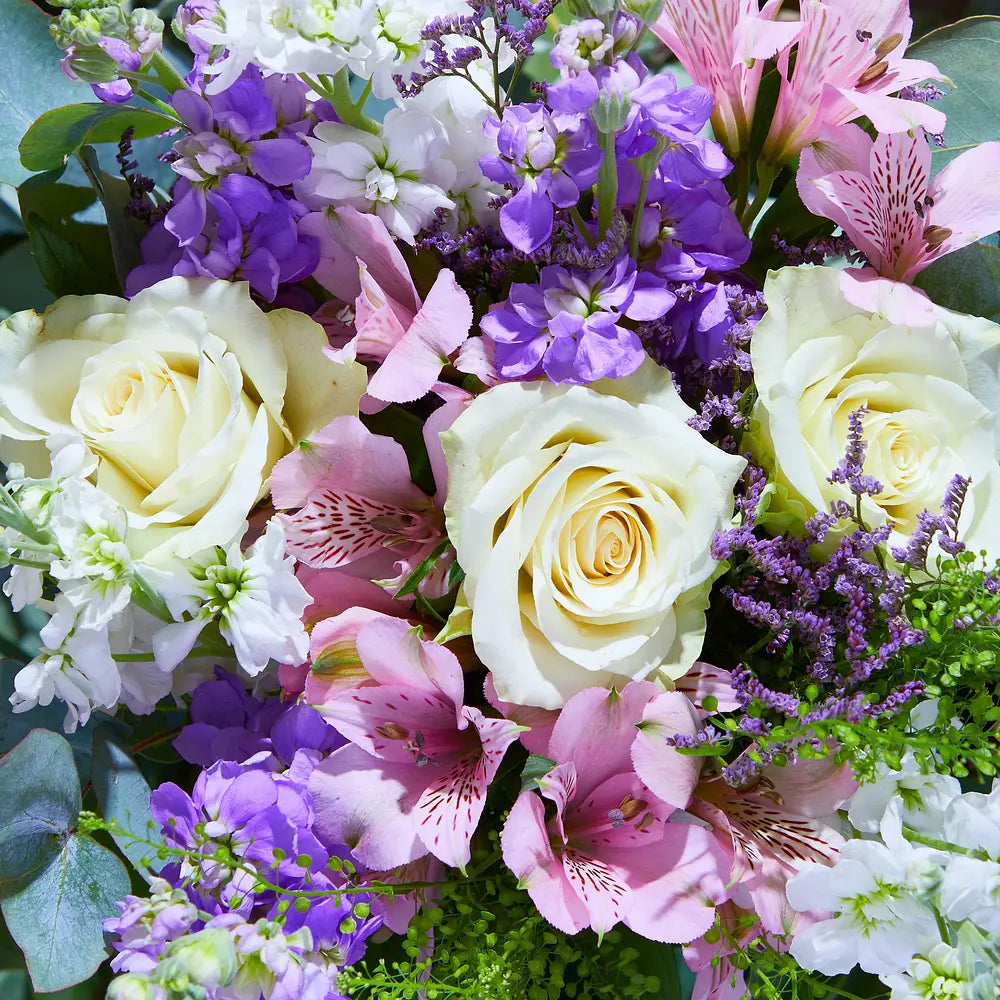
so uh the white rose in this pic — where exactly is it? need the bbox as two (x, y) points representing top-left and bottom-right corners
(750, 266), (1000, 555)
(0, 277), (366, 565)
(441, 360), (746, 710)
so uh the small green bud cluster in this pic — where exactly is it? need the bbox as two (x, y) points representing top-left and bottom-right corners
(49, 0), (163, 83)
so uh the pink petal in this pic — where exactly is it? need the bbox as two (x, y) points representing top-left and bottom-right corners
(484, 673), (559, 755)
(316, 681), (456, 759)
(631, 692), (704, 810)
(538, 761), (578, 844)
(308, 744), (425, 870)
(356, 616), (466, 714)
(415, 750), (491, 870)
(366, 269), (474, 405)
(423, 398), (469, 509)
(548, 683), (660, 803)
(838, 269), (937, 325)
(501, 792), (590, 935)
(562, 846), (630, 939)
(306, 607), (395, 704)
(840, 88), (946, 137)
(464, 705), (525, 783)
(298, 566), (405, 627)
(674, 662), (740, 714)
(611, 822), (727, 943)
(353, 263), (413, 360)
(931, 142), (1000, 258)
(764, 756), (858, 819)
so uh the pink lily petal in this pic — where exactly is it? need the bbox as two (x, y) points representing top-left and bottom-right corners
(538, 761), (578, 845)
(562, 847), (631, 940)
(484, 673), (559, 755)
(306, 607), (397, 704)
(931, 142), (1000, 256)
(353, 262), (413, 362)
(674, 663), (741, 715)
(838, 270), (937, 325)
(356, 616), (466, 715)
(415, 711), (523, 871)
(501, 792), (591, 935)
(631, 692), (704, 810)
(838, 87), (946, 138)
(298, 566), (406, 627)
(308, 744), (425, 870)
(548, 683), (662, 803)
(423, 398), (469, 508)
(610, 822), (727, 943)
(366, 269), (474, 405)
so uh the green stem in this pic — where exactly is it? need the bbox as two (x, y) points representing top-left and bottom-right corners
(148, 52), (187, 94)
(9, 557), (48, 570)
(329, 68), (380, 135)
(570, 205), (597, 249)
(596, 128), (619, 239)
(739, 161), (779, 233)
(902, 826), (986, 858)
(132, 86), (180, 119)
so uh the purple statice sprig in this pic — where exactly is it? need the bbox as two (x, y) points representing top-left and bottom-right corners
(394, 0), (559, 116)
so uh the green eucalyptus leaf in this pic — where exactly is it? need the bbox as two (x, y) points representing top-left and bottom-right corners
(19, 104), (179, 174)
(0, 729), (80, 892)
(91, 725), (164, 880)
(17, 172), (121, 297)
(908, 16), (1000, 173)
(0, 0), (89, 186)
(1, 833), (129, 993)
(914, 240), (1000, 323)
(0, 971), (28, 1000)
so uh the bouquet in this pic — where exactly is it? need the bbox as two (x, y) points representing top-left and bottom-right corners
(1, 0), (999, 997)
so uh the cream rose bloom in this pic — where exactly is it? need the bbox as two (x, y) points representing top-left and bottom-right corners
(0, 277), (366, 565)
(751, 266), (1000, 555)
(441, 360), (746, 710)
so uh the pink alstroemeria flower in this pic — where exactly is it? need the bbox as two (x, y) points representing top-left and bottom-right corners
(692, 753), (856, 936)
(308, 616), (523, 872)
(270, 415), (451, 598)
(502, 683), (728, 943)
(300, 207), (473, 408)
(798, 123), (1000, 284)
(762, 0), (945, 165)
(653, 0), (800, 157)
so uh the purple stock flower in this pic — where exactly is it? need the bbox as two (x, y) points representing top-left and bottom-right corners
(480, 102), (601, 253)
(480, 253), (673, 384)
(128, 66), (319, 300)
(173, 668), (343, 769)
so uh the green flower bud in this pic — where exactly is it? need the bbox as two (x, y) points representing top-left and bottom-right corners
(160, 928), (238, 990)
(591, 90), (632, 135)
(620, 0), (664, 25)
(106, 974), (155, 1000)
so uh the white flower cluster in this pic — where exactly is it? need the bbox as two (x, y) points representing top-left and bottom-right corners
(190, 0), (507, 239)
(193, 0), (468, 97)
(786, 753), (1000, 999)
(1, 439), (310, 732)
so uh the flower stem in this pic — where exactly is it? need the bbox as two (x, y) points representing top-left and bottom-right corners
(739, 160), (779, 233)
(596, 128), (619, 239)
(148, 52), (187, 94)
(328, 68), (380, 135)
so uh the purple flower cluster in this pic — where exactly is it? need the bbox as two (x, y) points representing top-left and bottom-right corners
(127, 67), (322, 301)
(480, 252), (673, 382)
(104, 672), (379, 999)
(173, 667), (342, 770)
(706, 427), (940, 782)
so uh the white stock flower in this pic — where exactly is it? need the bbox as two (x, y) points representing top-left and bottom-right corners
(441, 359), (746, 709)
(880, 942), (971, 1000)
(750, 266), (1000, 557)
(848, 753), (961, 837)
(0, 277), (364, 566)
(150, 520), (311, 676)
(296, 109), (456, 243)
(786, 836), (942, 976)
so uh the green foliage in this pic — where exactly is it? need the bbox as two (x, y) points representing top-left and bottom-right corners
(19, 104), (178, 174)
(0, 730), (130, 993)
(908, 17), (1000, 173)
(341, 860), (680, 1000)
(91, 725), (165, 880)
(17, 168), (121, 298)
(0, 0), (88, 187)
(915, 241), (1000, 324)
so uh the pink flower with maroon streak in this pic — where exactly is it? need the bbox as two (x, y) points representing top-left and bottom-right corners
(798, 123), (1000, 284)
(502, 682), (728, 943)
(762, 0), (945, 166)
(692, 753), (856, 936)
(270, 415), (452, 598)
(307, 617), (523, 872)
(653, 0), (800, 157)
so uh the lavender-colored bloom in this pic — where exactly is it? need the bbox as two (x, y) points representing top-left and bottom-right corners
(480, 102), (601, 253)
(173, 668), (343, 769)
(174, 0), (219, 85)
(129, 66), (318, 300)
(481, 253), (673, 383)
